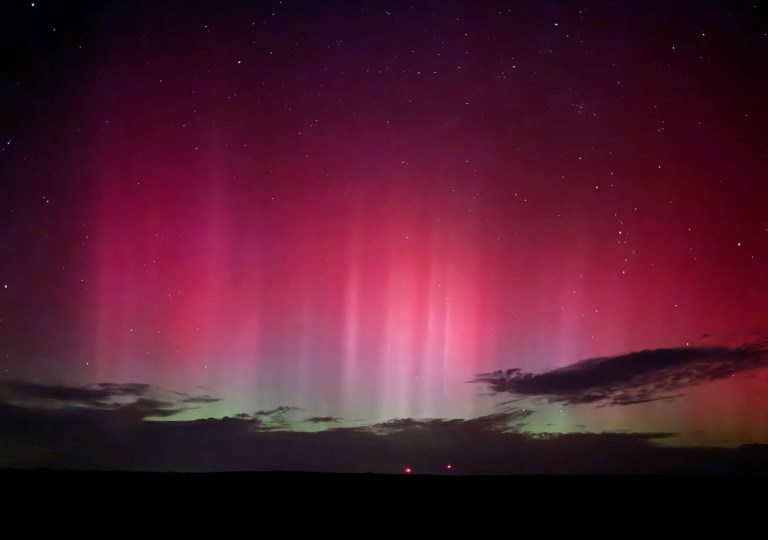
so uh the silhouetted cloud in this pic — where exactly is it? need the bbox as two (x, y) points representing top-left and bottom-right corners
(0, 380), (150, 406)
(304, 416), (341, 423)
(362, 410), (531, 435)
(473, 341), (768, 405)
(179, 395), (221, 404)
(231, 406), (302, 430)
(253, 406), (300, 417)
(0, 380), (218, 418)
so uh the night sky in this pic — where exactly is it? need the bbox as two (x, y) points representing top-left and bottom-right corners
(1, 0), (768, 473)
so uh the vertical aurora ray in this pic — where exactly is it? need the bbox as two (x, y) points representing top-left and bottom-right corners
(82, 147), (501, 420)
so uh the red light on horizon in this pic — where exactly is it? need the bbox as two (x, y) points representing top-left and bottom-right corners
(446, 464), (453, 470)
(404, 467), (412, 473)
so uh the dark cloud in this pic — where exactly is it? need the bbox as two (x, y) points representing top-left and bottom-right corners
(363, 410), (531, 435)
(253, 406), (300, 417)
(119, 398), (182, 418)
(179, 395), (220, 404)
(0, 380), (217, 419)
(0, 380), (150, 406)
(230, 406), (302, 430)
(304, 416), (341, 424)
(473, 341), (768, 406)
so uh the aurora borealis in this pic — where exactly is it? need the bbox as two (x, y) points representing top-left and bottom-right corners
(1, 0), (768, 473)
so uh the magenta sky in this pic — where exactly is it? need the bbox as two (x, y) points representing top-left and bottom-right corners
(1, 1), (767, 468)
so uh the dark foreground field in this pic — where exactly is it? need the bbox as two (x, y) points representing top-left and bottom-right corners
(1, 469), (761, 532)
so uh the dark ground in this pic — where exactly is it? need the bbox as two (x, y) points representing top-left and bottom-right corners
(1, 469), (761, 533)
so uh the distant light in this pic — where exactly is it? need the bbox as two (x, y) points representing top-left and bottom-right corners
(445, 464), (453, 470)
(404, 467), (412, 474)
